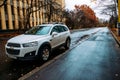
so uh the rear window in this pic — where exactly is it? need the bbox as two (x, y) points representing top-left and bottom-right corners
(58, 26), (68, 32)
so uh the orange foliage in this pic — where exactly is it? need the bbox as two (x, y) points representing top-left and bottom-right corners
(75, 5), (98, 22)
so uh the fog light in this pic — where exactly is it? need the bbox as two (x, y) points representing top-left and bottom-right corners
(24, 51), (36, 57)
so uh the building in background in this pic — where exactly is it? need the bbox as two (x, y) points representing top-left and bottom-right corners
(0, 0), (65, 31)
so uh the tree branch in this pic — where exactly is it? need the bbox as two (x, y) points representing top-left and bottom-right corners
(0, 0), (7, 7)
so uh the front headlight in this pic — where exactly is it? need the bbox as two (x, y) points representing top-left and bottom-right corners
(23, 41), (38, 47)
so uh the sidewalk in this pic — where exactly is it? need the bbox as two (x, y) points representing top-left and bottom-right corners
(110, 28), (120, 46)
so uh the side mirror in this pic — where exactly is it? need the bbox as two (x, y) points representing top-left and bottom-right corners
(52, 32), (58, 37)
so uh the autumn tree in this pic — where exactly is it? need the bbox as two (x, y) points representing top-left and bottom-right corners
(64, 5), (98, 29)
(74, 5), (98, 28)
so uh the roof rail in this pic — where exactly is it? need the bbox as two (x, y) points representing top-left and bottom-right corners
(42, 22), (64, 24)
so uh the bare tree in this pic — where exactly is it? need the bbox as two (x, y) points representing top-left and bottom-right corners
(24, 0), (48, 29)
(45, 0), (63, 22)
(63, 10), (75, 29)
(97, 0), (117, 27)
(0, 0), (64, 30)
(24, 0), (63, 29)
(0, 0), (7, 7)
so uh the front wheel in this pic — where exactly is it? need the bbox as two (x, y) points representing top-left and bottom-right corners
(64, 38), (70, 50)
(38, 46), (51, 61)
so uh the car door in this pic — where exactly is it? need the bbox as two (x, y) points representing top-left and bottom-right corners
(50, 26), (61, 48)
(58, 25), (69, 44)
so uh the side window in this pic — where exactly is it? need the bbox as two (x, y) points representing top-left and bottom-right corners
(51, 26), (59, 34)
(58, 26), (68, 32)
(62, 26), (68, 31)
(58, 26), (65, 32)
(50, 25), (69, 34)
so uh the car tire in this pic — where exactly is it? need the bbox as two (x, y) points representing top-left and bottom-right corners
(64, 38), (70, 50)
(38, 46), (51, 61)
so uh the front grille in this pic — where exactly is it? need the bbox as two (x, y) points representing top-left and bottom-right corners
(6, 48), (20, 55)
(7, 43), (20, 47)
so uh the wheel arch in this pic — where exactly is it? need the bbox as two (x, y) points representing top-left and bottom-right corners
(38, 42), (51, 51)
(37, 42), (51, 61)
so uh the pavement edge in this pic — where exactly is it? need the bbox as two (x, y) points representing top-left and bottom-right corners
(109, 28), (120, 47)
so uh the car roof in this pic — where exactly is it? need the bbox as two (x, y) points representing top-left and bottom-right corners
(39, 22), (65, 27)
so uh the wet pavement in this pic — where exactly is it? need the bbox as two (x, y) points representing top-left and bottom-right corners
(25, 27), (120, 80)
(0, 28), (104, 80)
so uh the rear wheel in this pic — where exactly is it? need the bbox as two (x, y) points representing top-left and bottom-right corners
(64, 38), (70, 50)
(38, 46), (51, 61)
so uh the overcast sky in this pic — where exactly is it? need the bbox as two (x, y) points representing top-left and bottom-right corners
(65, 0), (94, 10)
(65, 0), (110, 20)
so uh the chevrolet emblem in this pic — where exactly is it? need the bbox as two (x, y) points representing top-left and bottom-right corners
(10, 46), (14, 49)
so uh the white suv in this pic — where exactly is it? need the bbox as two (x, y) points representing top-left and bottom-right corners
(5, 23), (71, 61)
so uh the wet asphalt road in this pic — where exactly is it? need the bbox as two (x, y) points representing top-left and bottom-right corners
(0, 28), (101, 80)
(26, 27), (120, 80)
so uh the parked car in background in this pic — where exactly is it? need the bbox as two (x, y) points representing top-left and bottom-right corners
(5, 22), (71, 61)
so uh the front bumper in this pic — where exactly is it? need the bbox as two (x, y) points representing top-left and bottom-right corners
(5, 46), (38, 60)
(6, 50), (38, 60)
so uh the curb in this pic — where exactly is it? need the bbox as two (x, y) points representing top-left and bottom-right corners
(18, 51), (69, 80)
(109, 29), (120, 47)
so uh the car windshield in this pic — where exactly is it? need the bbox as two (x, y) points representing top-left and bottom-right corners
(25, 26), (51, 35)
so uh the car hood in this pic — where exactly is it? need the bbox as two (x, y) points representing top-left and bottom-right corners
(8, 34), (48, 43)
